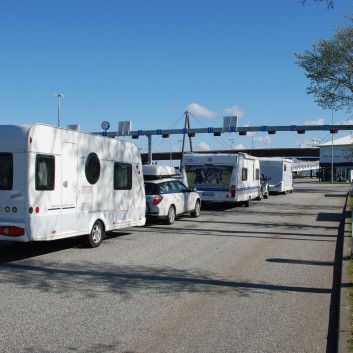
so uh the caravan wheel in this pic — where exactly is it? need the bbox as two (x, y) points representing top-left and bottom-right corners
(244, 197), (251, 207)
(86, 220), (104, 248)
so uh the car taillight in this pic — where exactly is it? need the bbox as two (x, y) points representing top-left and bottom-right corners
(153, 195), (163, 205)
(0, 226), (25, 237)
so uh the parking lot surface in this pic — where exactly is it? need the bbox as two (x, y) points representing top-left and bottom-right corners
(0, 180), (349, 353)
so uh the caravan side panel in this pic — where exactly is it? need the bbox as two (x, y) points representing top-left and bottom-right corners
(0, 124), (146, 244)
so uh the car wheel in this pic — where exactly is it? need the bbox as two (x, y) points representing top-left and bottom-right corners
(191, 199), (201, 218)
(85, 220), (104, 248)
(165, 206), (176, 225)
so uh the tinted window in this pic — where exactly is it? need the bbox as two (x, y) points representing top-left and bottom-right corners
(0, 153), (13, 190)
(159, 182), (170, 194)
(114, 162), (132, 190)
(173, 180), (188, 192)
(145, 183), (157, 195)
(36, 154), (55, 190)
(85, 153), (100, 185)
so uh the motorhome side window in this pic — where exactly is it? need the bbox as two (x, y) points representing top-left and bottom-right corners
(284, 164), (287, 172)
(0, 153), (13, 190)
(85, 153), (101, 185)
(114, 162), (132, 190)
(242, 168), (248, 181)
(35, 154), (55, 191)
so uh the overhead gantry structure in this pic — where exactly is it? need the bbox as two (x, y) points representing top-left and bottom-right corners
(92, 112), (353, 164)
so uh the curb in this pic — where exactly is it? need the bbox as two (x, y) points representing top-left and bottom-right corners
(338, 196), (351, 353)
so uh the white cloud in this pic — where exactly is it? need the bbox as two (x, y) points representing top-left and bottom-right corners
(341, 119), (353, 125)
(304, 118), (325, 125)
(234, 143), (245, 149)
(253, 136), (270, 143)
(187, 103), (217, 119)
(224, 106), (245, 118)
(197, 142), (212, 151)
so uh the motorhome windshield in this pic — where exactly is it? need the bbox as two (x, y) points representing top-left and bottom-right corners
(185, 165), (233, 189)
(0, 153), (13, 190)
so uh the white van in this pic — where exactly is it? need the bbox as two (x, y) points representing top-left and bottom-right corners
(0, 124), (146, 247)
(259, 157), (293, 194)
(181, 152), (261, 206)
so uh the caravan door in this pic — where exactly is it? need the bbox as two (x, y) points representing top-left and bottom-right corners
(61, 142), (78, 231)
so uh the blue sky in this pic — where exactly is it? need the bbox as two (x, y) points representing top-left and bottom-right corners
(1, 0), (353, 154)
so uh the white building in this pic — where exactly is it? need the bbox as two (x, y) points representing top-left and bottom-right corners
(319, 135), (353, 182)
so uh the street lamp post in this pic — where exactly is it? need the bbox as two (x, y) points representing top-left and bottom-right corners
(170, 138), (172, 166)
(52, 93), (64, 127)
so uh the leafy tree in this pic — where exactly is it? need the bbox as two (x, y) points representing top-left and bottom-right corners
(295, 17), (353, 112)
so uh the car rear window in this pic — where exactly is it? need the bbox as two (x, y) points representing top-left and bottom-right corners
(145, 183), (157, 195)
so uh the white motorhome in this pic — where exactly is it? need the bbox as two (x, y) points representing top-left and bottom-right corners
(0, 124), (146, 247)
(259, 157), (293, 194)
(181, 153), (261, 206)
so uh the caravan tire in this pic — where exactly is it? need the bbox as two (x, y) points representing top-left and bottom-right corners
(85, 220), (104, 248)
(244, 198), (251, 207)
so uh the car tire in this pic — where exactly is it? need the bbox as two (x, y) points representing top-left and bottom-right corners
(165, 205), (176, 225)
(191, 199), (201, 218)
(264, 187), (269, 199)
(85, 220), (104, 248)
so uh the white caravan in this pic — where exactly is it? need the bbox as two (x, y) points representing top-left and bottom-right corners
(0, 124), (146, 247)
(181, 153), (261, 206)
(259, 157), (293, 194)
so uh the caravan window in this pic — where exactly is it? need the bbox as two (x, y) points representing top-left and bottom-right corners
(0, 153), (13, 190)
(242, 168), (248, 181)
(255, 168), (260, 180)
(35, 154), (55, 190)
(85, 153), (101, 185)
(114, 162), (132, 190)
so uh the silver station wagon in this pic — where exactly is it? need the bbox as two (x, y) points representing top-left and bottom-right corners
(145, 178), (201, 225)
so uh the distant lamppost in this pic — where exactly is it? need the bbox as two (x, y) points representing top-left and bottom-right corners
(178, 139), (182, 151)
(170, 138), (173, 166)
(52, 93), (64, 127)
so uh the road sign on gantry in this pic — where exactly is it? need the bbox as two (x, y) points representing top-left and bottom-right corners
(223, 116), (237, 132)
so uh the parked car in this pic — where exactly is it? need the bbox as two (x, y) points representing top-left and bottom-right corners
(145, 178), (201, 225)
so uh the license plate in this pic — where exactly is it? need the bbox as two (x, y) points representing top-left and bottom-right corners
(203, 192), (214, 196)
